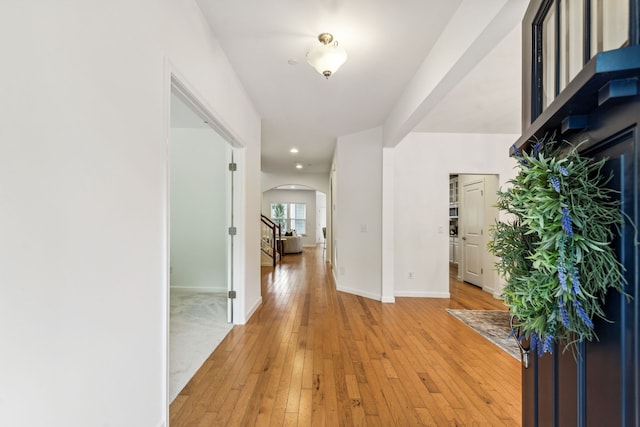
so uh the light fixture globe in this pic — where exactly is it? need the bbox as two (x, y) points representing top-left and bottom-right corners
(306, 32), (347, 79)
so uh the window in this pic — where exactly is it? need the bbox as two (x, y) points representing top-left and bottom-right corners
(541, 2), (557, 109)
(533, 0), (630, 120)
(289, 203), (306, 235)
(590, 0), (629, 57)
(559, 0), (584, 91)
(270, 203), (306, 235)
(270, 203), (287, 230)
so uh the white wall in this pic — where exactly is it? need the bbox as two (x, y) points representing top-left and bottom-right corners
(392, 132), (519, 298)
(261, 172), (330, 196)
(170, 128), (227, 291)
(0, 2), (260, 426)
(262, 189), (317, 246)
(334, 128), (383, 300)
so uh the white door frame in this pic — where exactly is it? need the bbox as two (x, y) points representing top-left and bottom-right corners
(162, 61), (245, 416)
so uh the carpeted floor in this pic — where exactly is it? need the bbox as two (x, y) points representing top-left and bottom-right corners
(446, 309), (520, 360)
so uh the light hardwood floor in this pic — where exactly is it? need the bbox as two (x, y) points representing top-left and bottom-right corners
(170, 246), (521, 426)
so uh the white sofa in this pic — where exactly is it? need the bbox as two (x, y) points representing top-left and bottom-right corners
(283, 236), (303, 254)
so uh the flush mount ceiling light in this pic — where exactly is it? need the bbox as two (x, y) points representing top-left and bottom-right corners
(290, 148), (299, 153)
(306, 33), (347, 79)
(295, 163), (303, 169)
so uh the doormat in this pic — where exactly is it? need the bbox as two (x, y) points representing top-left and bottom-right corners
(446, 309), (520, 361)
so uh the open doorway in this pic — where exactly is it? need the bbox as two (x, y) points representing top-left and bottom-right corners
(261, 185), (327, 262)
(168, 85), (235, 402)
(448, 173), (499, 294)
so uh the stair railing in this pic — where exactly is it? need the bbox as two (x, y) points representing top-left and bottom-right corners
(260, 214), (282, 267)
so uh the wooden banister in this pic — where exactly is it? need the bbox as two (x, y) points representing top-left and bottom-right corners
(260, 214), (282, 266)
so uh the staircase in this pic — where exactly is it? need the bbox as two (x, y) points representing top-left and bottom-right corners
(260, 214), (282, 267)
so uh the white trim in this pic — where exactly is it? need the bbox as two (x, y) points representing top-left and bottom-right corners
(166, 64), (245, 326)
(161, 57), (171, 427)
(394, 291), (450, 298)
(242, 296), (263, 325)
(231, 147), (247, 324)
(336, 284), (383, 301)
(170, 72), (246, 149)
(381, 296), (396, 303)
(163, 57), (249, 422)
(226, 144), (234, 324)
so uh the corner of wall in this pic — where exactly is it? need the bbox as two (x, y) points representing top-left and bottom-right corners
(242, 296), (263, 325)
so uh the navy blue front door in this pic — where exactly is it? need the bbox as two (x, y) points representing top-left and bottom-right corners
(522, 118), (640, 426)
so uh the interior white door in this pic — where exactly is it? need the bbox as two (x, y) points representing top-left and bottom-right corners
(462, 179), (484, 287)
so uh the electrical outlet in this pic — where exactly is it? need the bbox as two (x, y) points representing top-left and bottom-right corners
(408, 272), (414, 279)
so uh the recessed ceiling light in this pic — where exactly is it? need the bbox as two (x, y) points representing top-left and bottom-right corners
(295, 164), (303, 169)
(290, 148), (299, 153)
(288, 59), (298, 66)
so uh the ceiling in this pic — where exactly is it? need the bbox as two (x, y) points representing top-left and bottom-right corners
(194, 0), (523, 175)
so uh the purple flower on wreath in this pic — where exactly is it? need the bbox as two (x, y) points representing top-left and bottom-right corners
(561, 207), (574, 237)
(532, 140), (544, 157)
(573, 300), (594, 329)
(571, 267), (581, 295)
(549, 175), (561, 192)
(512, 144), (528, 165)
(543, 335), (554, 354)
(558, 301), (570, 327)
(558, 235), (566, 258)
(534, 333), (553, 356)
(557, 263), (568, 291)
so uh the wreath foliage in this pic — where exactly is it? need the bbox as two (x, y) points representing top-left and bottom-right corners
(488, 138), (627, 355)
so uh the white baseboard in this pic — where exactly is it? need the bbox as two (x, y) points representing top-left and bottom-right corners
(242, 296), (262, 325)
(381, 296), (396, 303)
(393, 291), (450, 298)
(335, 284), (382, 301)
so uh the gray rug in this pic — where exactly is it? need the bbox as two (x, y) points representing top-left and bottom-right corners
(446, 309), (520, 360)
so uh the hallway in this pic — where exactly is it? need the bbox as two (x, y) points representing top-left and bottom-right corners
(170, 246), (521, 425)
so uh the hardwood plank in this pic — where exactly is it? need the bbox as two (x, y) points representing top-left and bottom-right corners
(321, 357), (340, 426)
(169, 246), (521, 425)
(415, 407), (439, 426)
(298, 388), (313, 427)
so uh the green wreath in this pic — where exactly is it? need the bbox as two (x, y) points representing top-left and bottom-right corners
(488, 138), (627, 355)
